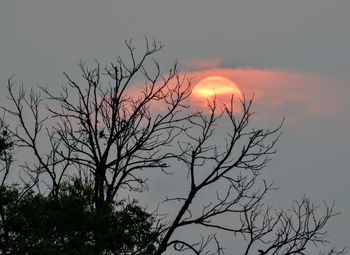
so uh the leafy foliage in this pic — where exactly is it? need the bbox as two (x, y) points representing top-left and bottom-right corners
(0, 181), (159, 255)
(0, 129), (12, 159)
(0, 119), (13, 188)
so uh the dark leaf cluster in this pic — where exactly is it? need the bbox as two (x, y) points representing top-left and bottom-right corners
(0, 181), (158, 255)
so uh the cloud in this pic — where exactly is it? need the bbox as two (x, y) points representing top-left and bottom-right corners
(122, 65), (349, 142)
(184, 57), (223, 70)
(184, 67), (339, 125)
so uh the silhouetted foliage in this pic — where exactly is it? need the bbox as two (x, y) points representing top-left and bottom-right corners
(0, 119), (13, 186)
(0, 181), (158, 255)
(0, 38), (345, 255)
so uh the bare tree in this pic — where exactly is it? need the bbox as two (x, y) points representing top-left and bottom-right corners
(4, 39), (191, 204)
(153, 98), (344, 255)
(1, 39), (344, 255)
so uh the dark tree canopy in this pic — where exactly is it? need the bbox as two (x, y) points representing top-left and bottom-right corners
(0, 39), (345, 255)
(0, 181), (158, 254)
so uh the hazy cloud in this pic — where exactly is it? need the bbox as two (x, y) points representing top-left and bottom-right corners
(185, 68), (340, 122)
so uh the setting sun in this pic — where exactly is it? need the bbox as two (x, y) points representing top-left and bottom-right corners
(192, 76), (242, 107)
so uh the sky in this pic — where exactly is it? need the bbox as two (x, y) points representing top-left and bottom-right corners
(0, 0), (349, 251)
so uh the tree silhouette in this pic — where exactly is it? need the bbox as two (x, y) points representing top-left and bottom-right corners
(0, 180), (159, 254)
(0, 38), (345, 255)
(0, 118), (13, 186)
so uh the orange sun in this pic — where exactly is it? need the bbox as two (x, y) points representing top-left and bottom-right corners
(192, 76), (242, 107)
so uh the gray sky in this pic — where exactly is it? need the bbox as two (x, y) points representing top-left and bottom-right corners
(1, 0), (349, 250)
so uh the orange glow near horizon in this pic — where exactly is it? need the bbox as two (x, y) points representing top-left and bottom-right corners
(192, 76), (243, 107)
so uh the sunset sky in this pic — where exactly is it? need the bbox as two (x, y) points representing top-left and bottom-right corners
(0, 0), (349, 249)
